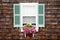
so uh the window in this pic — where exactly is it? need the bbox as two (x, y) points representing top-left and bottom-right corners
(13, 3), (45, 31)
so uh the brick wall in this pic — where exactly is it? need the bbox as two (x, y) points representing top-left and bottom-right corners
(0, 0), (60, 40)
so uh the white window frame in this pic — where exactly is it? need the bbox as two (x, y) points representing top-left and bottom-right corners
(13, 3), (45, 32)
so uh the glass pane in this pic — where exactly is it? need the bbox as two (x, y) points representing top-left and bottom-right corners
(15, 16), (20, 25)
(23, 16), (36, 26)
(15, 5), (20, 14)
(38, 16), (43, 24)
(38, 5), (43, 14)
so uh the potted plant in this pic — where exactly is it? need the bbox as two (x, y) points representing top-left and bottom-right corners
(23, 23), (36, 37)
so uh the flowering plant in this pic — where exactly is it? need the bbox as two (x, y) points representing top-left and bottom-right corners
(23, 23), (37, 35)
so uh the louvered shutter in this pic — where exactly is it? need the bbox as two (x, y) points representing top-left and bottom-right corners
(13, 4), (21, 27)
(38, 4), (45, 27)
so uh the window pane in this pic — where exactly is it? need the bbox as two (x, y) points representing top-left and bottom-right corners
(23, 16), (36, 23)
(23, 16), (36, 26)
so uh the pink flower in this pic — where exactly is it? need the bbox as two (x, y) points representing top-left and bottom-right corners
(23, 27), (37, 34)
